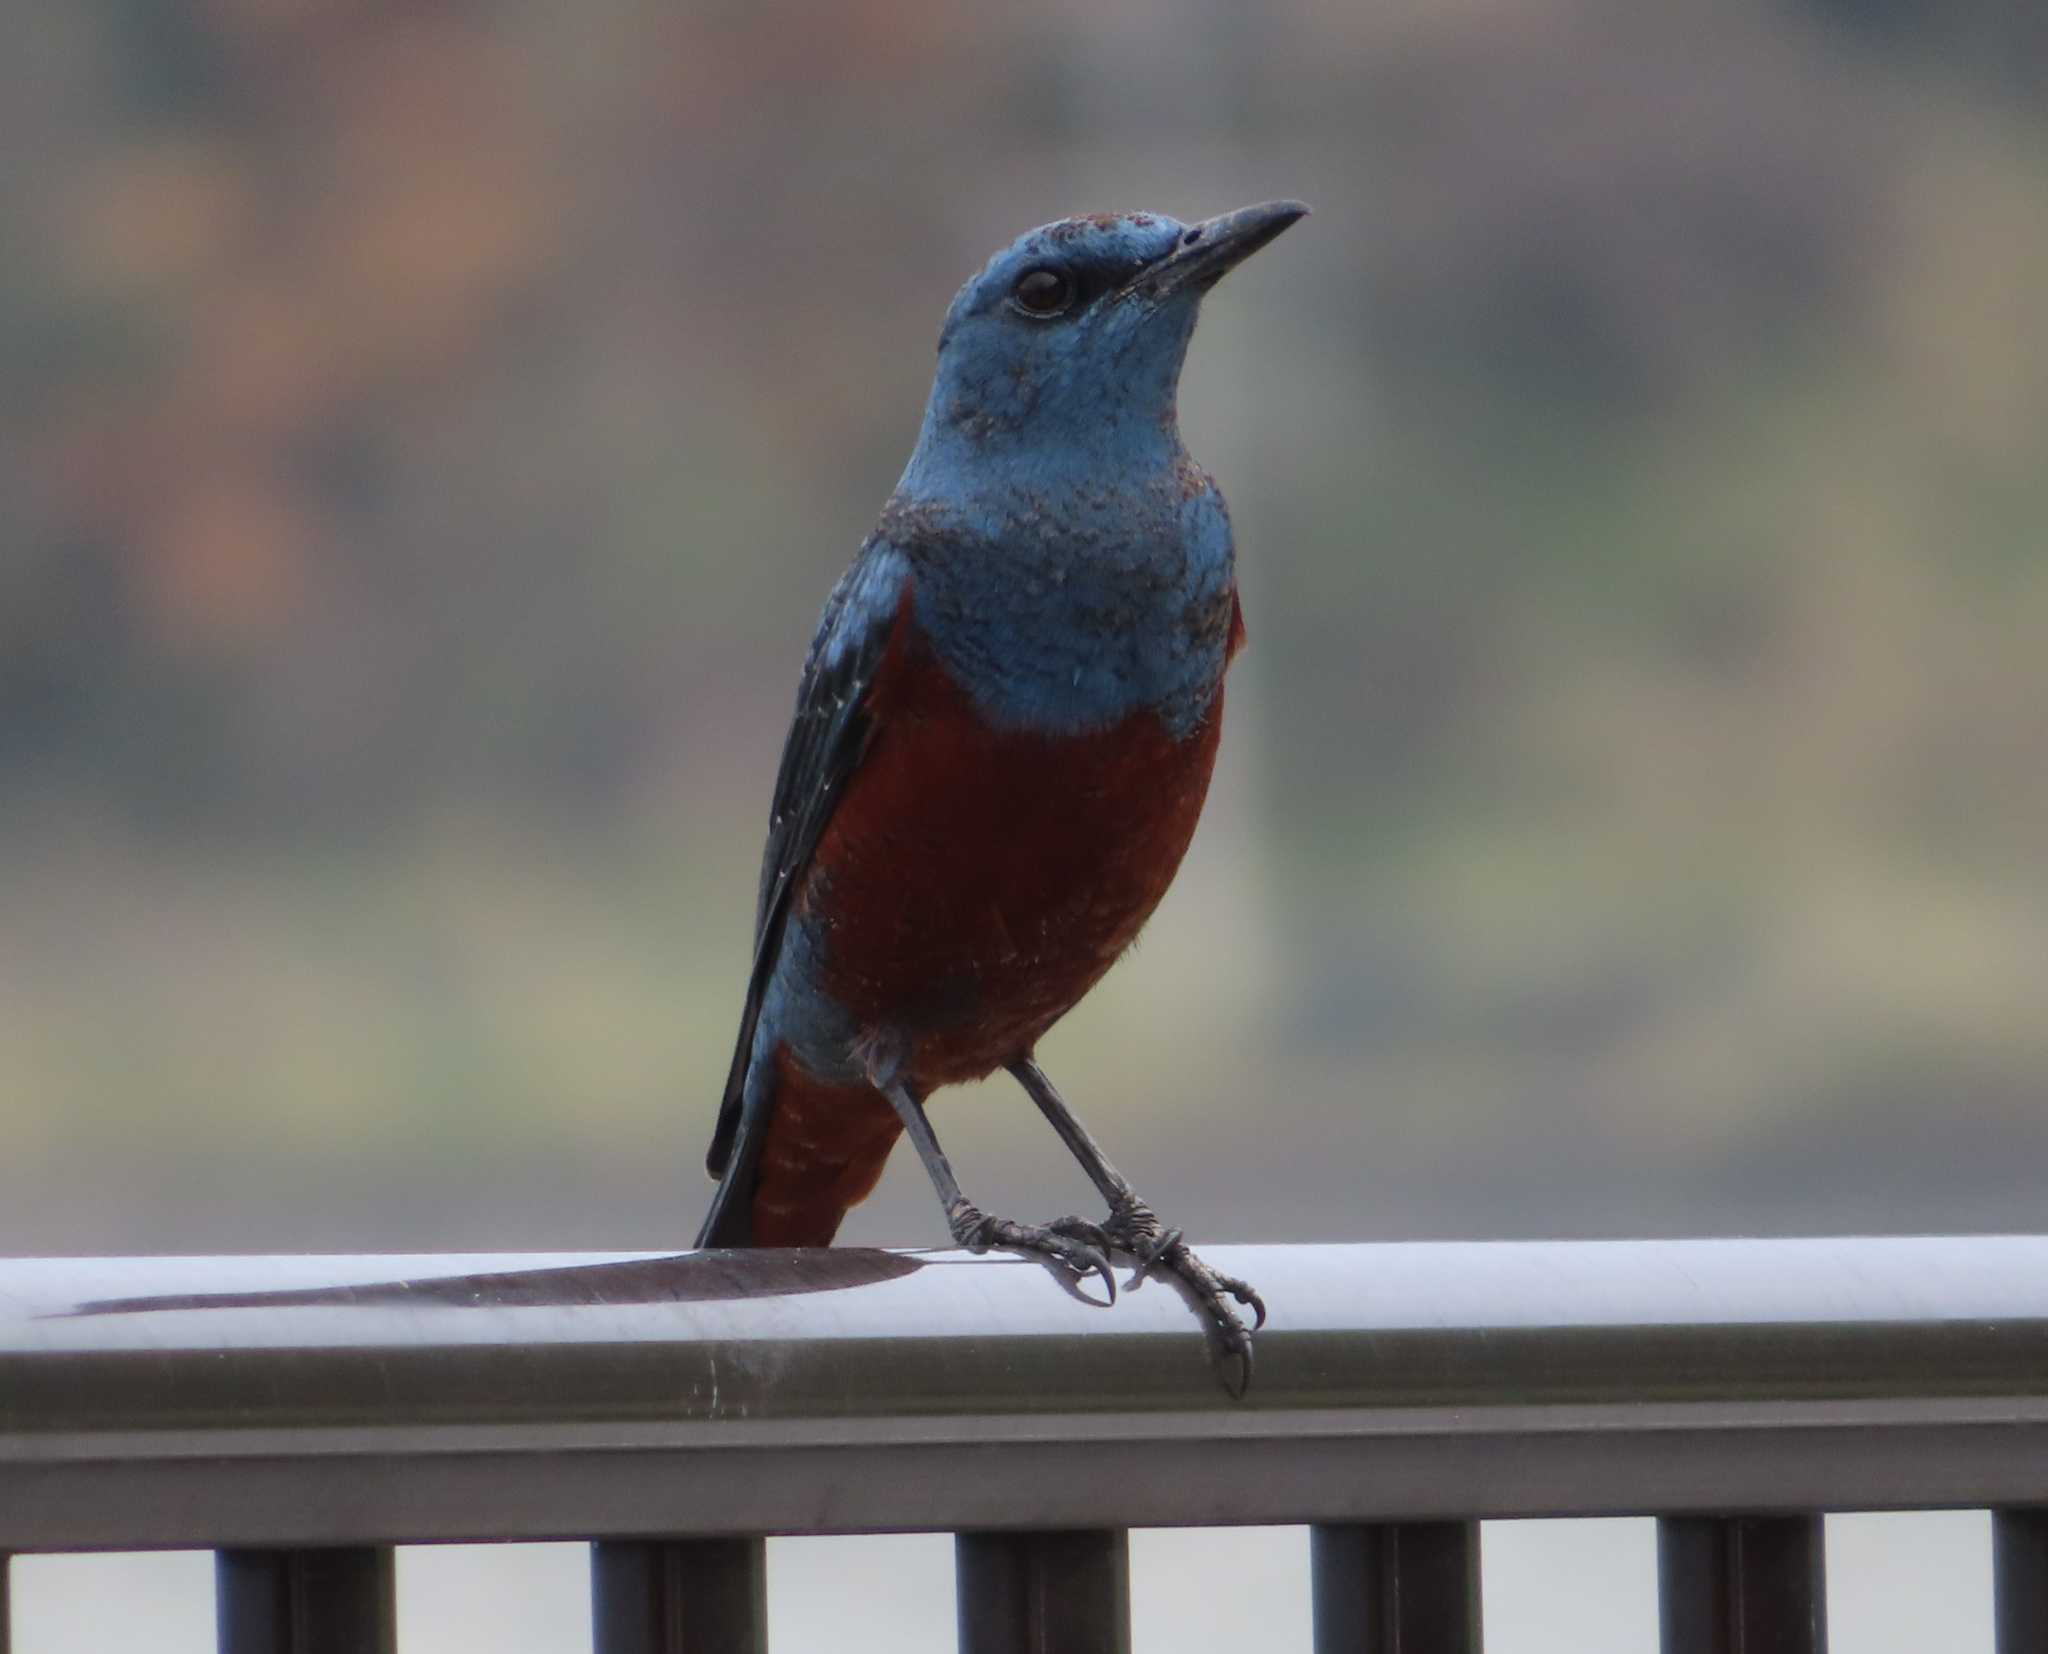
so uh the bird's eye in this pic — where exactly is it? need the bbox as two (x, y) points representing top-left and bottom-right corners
(1011, 267), (1074, 317)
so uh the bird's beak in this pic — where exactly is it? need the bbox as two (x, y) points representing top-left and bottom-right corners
(1123, 199), (1311, 302)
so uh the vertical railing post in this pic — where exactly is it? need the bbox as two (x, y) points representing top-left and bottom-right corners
(956, 1529), (1130, 1654)
(1311, 1522), (1483, 1653)
(1996, 1510), (2048, 1654)
(1658, 1516), (1826, 1654)
(215, 1547), (396, 1654)
(591, 1538), (767, 1654)
(2, 1551), (11, 1654)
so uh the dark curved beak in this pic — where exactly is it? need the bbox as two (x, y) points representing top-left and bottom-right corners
(1125, 199), (1311, 301)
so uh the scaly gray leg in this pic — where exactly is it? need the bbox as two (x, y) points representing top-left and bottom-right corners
(876, 1075), (1116, 1301)
(1008, 1055), (1266, 1396)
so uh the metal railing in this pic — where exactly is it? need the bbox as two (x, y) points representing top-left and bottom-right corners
(4, 1236), (2048, 1651)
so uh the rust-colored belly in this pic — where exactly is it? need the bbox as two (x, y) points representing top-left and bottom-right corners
(748, 601), (1239, 1246)
(801, 618), (1228, 1089)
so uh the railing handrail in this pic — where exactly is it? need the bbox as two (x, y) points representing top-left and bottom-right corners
(6, 1236), (2048, 1551)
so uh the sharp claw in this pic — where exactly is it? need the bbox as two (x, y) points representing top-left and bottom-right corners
(1051, 1234), (1116, 1303)
(1220, 1341), (1253, 1400)
(1035, 1218), (1116, 1302)
(961, 1194), (1260, 1389)
(958, 1209), (1118, 1305)
(1047, 1216), (1114, 1253)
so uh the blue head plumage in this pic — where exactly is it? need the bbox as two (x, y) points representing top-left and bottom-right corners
(899, 203), (1308, 495)
(878, 201), (1307, 739)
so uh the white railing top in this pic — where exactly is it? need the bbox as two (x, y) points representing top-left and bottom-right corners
(5, 1236), (2048, 1551)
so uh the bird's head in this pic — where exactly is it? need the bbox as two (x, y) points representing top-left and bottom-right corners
(900, 201), (1308, 493)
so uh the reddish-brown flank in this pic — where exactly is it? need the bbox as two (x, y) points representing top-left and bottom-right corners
(750, 1049), (903, 1246)
(747, 593), (1244, 1245)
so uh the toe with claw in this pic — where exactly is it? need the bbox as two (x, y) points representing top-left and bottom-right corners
(1101, 1193), (1266, 1395)
(1152, 1239), (1266, 1397)
(946, 1199), (1117, 1302)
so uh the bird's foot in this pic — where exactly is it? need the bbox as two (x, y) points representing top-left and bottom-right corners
(1103, 1194), (1266, 1398)
(1101, 1194), (1182, 1275)
(946, 1199), (1116, 1303)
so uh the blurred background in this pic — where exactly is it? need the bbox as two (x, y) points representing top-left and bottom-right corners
(2, 2), (2043, 1646)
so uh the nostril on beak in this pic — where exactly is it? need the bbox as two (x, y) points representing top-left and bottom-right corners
(1181, 227), (1204, 247)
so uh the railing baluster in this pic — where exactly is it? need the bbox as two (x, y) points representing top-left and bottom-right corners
(215, 1547), (396, 1654)
(956, 1528), (1130, 1654)
(591, 1538), (767, 1654)
(1996, 1509), (2048, 1653)
(1658, 1516), (1825, 1654)
(2, 1550), (11, 1654)
(1311, 1521), (1483, 1652)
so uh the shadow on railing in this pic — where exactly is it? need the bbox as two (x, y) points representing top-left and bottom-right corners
(5, 1237), (2048, 1651)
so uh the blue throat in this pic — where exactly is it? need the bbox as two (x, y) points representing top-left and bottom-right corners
(877, 466), (1235, 742)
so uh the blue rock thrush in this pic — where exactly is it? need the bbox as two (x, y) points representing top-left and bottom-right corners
(695, 202), (1309, 1389)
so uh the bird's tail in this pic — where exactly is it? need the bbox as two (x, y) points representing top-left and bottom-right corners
(693, 1132), (762, 1248)
(696, 1046), (903, 1248)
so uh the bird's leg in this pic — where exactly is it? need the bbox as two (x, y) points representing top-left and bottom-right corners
(1008, 1055), (1266, 1393)
(874, 1075), (1115, 1301)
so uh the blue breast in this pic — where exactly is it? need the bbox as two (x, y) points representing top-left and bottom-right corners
(875, 467), (1237, 741)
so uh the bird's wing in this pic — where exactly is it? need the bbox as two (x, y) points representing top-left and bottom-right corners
(704, 538), (912, 1179)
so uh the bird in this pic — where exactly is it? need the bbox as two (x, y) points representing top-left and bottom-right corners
(694, 201), (1308, 1390)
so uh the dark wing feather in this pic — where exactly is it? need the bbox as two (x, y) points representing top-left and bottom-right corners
(704, 539), (909, 1178)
